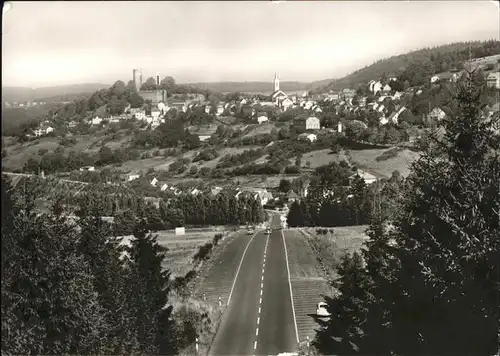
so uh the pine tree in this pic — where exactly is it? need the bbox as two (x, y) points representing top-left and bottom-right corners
(114, 209), (137, 236)
(2, 195), (108, 355)
(387, 75), (500, 354)
(315, 251), (371, 354)
(77, 192), (139, 354)
(287, 201), (305, 227)
(126, 221), (173, 354)
(299, 200), (311, 226)
(144, 203), (164, 231)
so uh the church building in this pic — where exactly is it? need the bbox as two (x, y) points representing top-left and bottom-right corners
(270, 73), (289, 106)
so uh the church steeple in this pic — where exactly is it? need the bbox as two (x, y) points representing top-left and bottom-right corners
(274, 72), (280, 92)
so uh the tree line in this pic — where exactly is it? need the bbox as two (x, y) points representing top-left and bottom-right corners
(77, 191), (267, 235)
(311, 78), (499, 355)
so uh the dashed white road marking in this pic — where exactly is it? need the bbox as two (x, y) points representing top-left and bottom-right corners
(254, 233), (270, 353)
(227, 231), (259, 306)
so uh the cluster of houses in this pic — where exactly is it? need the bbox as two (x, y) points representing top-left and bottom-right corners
(4, 100), (47, 109)
(27, 120), (55, 138)
(127, 174), (276, 206)
(430, 69), (500, 89)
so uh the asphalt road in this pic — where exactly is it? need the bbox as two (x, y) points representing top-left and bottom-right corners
(209, 215), (298, 356)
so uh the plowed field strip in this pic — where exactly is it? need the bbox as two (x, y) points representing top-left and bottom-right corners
(291, 279), (327, 342)
(283, 230), (329, 343)
(194, 232), (254, 306)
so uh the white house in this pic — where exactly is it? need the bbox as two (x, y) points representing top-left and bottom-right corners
(371, 81), (383, 94)
(382, 84), (392, 92)
(305, 116), (320, 130)
(134, 110), (146, 121)
(257, 116), (269, 124)
(377, 104), (385, 113)
(45, 126), (54, 134)
(379, 116), (389, 125)
(350, 169), (377, 185)
(91, 116), (103, 125)
(388, 106), (407, 125)
(216, 106), (224, 116)
(128, 174), (140, 181)
(430, 75), (440, 84)
(199, 135), (211, 142)
(338, 121), (343, 133)
(279, 97), (294, 111)
(150, 177), (158, 187)
(298, 133), (317, 143)
(303, 101), (315, 110)
(161, 183), (169, 191)
(191, 188), (201, 195)
(313, 105), (323, 113)
(486, 72), (500, 89)
(428, 107), (446, 121)
(79, 166), (95, 172)
(151, 110), (161, 121)
(392, 91), (402, 100)
(158, 102), (170, 114)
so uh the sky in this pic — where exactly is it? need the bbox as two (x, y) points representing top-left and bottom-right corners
(2, 1), (499, 88)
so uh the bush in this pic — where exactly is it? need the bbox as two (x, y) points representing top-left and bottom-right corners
(284, 165), (301, 174)
(375, 146), (402, 161)
(212, 233), (223, 246)
(193, 242), (214, 262)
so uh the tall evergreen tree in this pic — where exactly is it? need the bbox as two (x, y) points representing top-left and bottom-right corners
(77, 192), (139, 354)
(315, 252), (370, 354)
(126, 221), (174, 354)
(388, 74), (500, 354)
(2, 195), (108, 355)
(315, 75), (499, 355)
(287, 201), (305, 227)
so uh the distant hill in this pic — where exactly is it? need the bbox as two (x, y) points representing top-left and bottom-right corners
(180, 81), (311, 94)
(311, 40), (500, 92)
(2, 83), (110, 103)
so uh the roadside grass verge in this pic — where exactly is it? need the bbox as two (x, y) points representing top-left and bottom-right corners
(301, 225), (368, 283)
(284, 229), (324, 280)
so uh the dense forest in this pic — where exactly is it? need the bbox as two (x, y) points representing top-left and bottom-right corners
(313, 40), (500, 92)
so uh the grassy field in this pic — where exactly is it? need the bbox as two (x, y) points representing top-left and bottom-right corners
(347, 147), (420, 178)
(243, 122), (276, 137)
(301, 225), (369, 281)
(117, 228), (226, 278)
(2, 132), (129, 171)
(299, 148), (345, 169)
